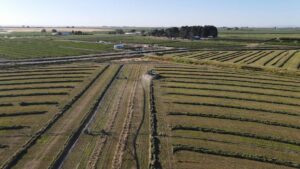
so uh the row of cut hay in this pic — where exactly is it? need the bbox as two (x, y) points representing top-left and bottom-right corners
(0, 103), (13, 107)
(30, 65), (101, 70)
(172, 144), (300, 168)
(278, 51), (299, 68)
(196, 51), (229, 60)
(0, 68), (96, 75)
(210, 51), (248, 61)
(0, 92), (69, 99)
(0, 65), (110, 169)
(163, 76), (300, 89)
(161, 85), (300, 99)
(168, 112), (300, 130)
(233, 51), (266, 63)
(0, 144), (8, 149)
(193, 52), (225, 60)
(271, 52), (290, 66)
(0, 125), (29, 131)
(162, 80), (300, 93)
(158, 71), (300, 84)
(155, 66), (204, 70)
(263, 51), (287, 66)
(172, 101), (300, 117)
(216, 51), (252, 62)
(0, 76), (86, 82)
(0, 80), (83, 87)
(185, 52), (210, 58)
(155, 69), (226, 75)
(173, 52), (199, 58)
(0, 72), (92, 78)
(171, 125), (300, 147)
(187, 52), (216, 59)
(149, 79), (162, 169)
(220, 51), (260, 62)
(0, 111), (48, 117)
(0, 86), (75, 92)
(166, 92), (300, 107)
(241, 51), (272, 64)
(156, 67), (300, 83)
(19, 102), (59, 106)
(246, 51), (274, 64)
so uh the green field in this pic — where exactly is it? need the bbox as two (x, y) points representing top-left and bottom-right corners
(0, 37), (113, 59)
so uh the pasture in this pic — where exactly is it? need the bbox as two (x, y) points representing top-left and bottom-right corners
(0, 38), (113, 59)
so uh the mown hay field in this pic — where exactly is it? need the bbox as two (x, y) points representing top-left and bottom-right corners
(153, 64), (300, 169)
(166, 50), (300, 72)
(0, 62), (118, 168)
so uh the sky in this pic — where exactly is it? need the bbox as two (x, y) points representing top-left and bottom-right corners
(0, 0), (299, 27)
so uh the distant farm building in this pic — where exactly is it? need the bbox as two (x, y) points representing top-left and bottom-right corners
(52, 32), (71, 36)
(125, 32), (141, 35)
(114, 44), (125, 49)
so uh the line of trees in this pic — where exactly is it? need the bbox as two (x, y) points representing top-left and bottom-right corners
(149, 25), (218, 39)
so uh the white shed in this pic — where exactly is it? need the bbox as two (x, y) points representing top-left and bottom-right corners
(114, 44), (125, 49)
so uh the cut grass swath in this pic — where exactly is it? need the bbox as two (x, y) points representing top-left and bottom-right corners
(161, 85), (300, 99)
(166, 92), (300, 107)
(0, 92), (69, 98)
(172, 101), (300, 117)
(19, 102), (59, 106)
(0, 80), (83, 86)
(171, 126), (300, 147)
(168, 112), (300, 130)
(172, 145), (300, 168)
(163, 80), (300, 93)
(0, 111), (48, 117)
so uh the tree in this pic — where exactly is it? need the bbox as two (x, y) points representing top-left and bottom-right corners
(115, 29), (125, 34)
(130, 29), (136, 33)
(41, 29), (46, 33)
(149, 25), (218, 39)
(141, 30), (146, 36)
(165, 27), (180, 38)
(179, 26), (191, 39)
(51, 29), (57, 33)
(149, 29), (165, 37)
(72, 30), (84, 35)
(202, 26), (218, 38)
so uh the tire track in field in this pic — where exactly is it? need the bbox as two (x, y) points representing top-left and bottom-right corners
(111, 65), (141, 169)
(48, 65), (123, 169)
(86, 66), (131, 169)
